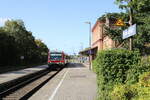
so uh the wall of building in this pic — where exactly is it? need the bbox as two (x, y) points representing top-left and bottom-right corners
(103, 36), (115, 50)
(92, 20), (115, 51)
(92, 22), (104, 51)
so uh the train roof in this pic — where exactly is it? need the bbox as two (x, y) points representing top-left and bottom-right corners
(49, 50), (68, 55)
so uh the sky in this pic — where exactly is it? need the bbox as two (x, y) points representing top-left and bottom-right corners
(0, 0), (121, 54)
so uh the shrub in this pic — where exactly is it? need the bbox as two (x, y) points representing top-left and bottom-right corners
(139, 72), (150, 87)
(111, 84), (138, 100)
(126, 56), (150, 84)
(111, 71), (150, 100)
(94, 49), (141, 100)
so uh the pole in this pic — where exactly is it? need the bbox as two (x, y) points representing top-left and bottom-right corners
(89, 22), (91, 70)
(85, 21), (92, 70)
(89, 22), (91, 49)
(129, 0), (133, 50)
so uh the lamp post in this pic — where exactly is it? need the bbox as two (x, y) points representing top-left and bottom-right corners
(85, 21), (92, 70)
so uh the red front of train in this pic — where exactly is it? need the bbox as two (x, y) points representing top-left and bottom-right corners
(48, 51), (66, 67)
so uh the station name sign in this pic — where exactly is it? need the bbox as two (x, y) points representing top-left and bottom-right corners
(123, 24), (136, 39)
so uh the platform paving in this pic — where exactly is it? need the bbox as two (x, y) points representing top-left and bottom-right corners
(0, 65), (48, 84)
(29, 63), (97, 100)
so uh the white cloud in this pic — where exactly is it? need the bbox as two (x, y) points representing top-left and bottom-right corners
(0, 18), (11, 25)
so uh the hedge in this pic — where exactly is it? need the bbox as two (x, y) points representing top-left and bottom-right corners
(111, 71), (150, 100)
(93, 49), (142, 100)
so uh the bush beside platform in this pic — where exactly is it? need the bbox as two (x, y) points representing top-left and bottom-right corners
(93, 49), (150, 100)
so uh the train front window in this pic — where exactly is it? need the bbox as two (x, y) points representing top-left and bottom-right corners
(50, 54), (62, 61)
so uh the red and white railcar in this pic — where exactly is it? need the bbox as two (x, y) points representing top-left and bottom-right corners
(48, 51), (66, 67)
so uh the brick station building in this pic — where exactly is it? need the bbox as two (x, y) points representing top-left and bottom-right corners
(79, 17), (117, 60)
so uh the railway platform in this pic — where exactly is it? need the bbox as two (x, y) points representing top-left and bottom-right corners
(0, 65), (48, 84)
(29, 63), (97, 100)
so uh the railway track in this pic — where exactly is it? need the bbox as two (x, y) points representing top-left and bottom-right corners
(0, 67), (63, 100)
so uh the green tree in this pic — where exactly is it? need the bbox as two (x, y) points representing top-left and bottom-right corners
(115, 0), (150, 13)
(35, 39), (48, 63)
(102, 0), (150, 54)
(0, 19), (49, 66)
(3, 20), (38, 64)
(35, 39), (48, 62)
(0, 28), (17, 66)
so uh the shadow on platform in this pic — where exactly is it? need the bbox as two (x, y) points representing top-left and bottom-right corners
(66, 63), (85, 68)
